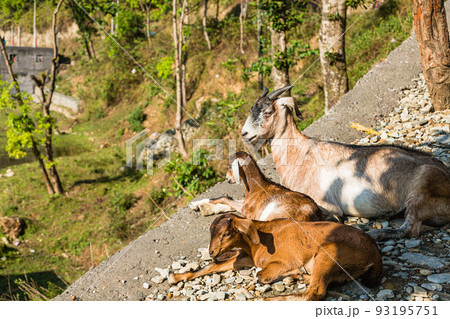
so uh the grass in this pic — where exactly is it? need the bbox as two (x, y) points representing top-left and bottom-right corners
(0, 0), (414, 300)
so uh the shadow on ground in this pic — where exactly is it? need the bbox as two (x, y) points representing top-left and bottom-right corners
(0, 270), (67, 300)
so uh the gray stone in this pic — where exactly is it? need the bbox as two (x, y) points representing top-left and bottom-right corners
(413, 286), (428, 297)
(171, 261), (182, 270)
(235, 293), (247, 301)
(273, 283), (285, 292)
(377, 289), (394, 299)
(405, 239), (421, 249)
(399, 253), (446, 269)
(212, 274), (221, 285)
(427, 273), (450, 284)
(239, 269), (252, 276)
(235, 277), (244, 284)
(151, 275), (165, 284)
(225, 277), (235, 284)
(421, 283), (442, 292)
(215, 291), (226, 300)
(381, 246), (394, 253)
(143, 282), (151, 289)
(419, 269), (432, 276)
(199, 293), (210, 301)
(256, 284), (271, 293)
(154, 267), (169, 278)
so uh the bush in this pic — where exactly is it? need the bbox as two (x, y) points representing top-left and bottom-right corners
(165, 150), (219, 198)
(128, 106), (146, 132)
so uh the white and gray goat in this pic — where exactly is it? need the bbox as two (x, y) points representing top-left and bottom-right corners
(241, 85), (450, 240)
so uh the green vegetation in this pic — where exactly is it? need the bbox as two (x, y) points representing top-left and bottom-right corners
(0, 0), (414, 300)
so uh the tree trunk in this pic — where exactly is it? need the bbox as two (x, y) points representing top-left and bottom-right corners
(180, 0), (188, 110)
(239, 0), (247, 54)
(216, 0), (219, 20)
(140, 0), (152, 49)
(43, 0), (64, 194)
(31, 141), (55, 194)
(173, 0), (188, 159)
(270, 27), (290, 90)
(413, 0), (450, 109)
(319, 0), (348, 114)
(257, 0), (263, 90)
(203, 0), (212, 50)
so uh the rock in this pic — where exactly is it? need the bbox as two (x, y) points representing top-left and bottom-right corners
(413, 286), (428, 297)
(154, 267), (169, 278)
(427, 273), (450, 284)
(273, 283), (285, 292)
(5, 169), (14, 177)
(283, 277), (294, 286)
(143, 282), (151, 289)
(151, 275), (165, 284)
(377, 289), (394, 299)
(212, 274), (221, 285)
(225, 277), (235, 284)
(381, 246), (394, 253)
(401, 108), (410, 122)
(215, 291), (226, 301)
(235, 277), (244, 284)
(235, 293), (247, 301)
(399, 253), (446, 269)
(405, 239), (421, 248)
(421, 283), (442, 292)
(199, 293), (210, 301)
(256, 284), (271, 293)
(171, 261), (182, 270)
(419, 269), (432, 276)
(239, 269), (252, 276)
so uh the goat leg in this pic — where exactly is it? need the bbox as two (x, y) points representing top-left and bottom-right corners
(168, 250), (253, 284)
(189, 197), (243, 216)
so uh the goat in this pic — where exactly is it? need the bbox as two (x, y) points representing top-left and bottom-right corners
(241, 85), (450, 240)
(168, 213), (382, 301)
(190, 151), (324, 222)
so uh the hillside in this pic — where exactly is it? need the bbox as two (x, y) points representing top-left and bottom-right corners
(0, 0), (416, 300)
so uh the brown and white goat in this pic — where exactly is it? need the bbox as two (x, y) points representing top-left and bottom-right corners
(241, 85), (450, 240)
(190, 151), (324, 222)
(169, 213), (382, 301)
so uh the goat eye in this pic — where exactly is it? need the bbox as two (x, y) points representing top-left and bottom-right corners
(264, 109), (273, 117)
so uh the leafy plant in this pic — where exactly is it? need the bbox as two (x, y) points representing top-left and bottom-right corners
(165, 150), (218, 198)
(221, 58), (239, 72)
(128, 106), (146, 132)
(156, 56), (174, 79)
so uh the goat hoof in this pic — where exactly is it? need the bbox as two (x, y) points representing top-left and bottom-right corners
(188, 199), (210, 211)
(167, 274), (177, 285)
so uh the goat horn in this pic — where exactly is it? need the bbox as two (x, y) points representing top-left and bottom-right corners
(267, 85), (294, 100)
(260, 87), (269, 98)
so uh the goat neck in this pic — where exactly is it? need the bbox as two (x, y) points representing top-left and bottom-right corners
(270, 114), (310, 171)
(239, 155), (272, 195)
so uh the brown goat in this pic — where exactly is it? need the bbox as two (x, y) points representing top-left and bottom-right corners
(169, 213), (382, 301)
(190, 152), (324, 222)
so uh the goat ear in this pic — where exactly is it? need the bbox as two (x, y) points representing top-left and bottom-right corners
(278, 97), (303, 121)
(233, 218), (260, 245)
(231, 158), (242, 184)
